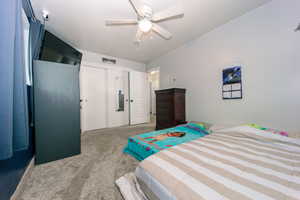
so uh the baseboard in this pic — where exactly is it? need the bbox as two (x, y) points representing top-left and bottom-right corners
(10, 157), (34, 200)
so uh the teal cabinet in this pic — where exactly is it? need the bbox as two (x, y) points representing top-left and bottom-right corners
(33, 61), (81, 164)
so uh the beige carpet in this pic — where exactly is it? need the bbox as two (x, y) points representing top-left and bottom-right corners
(16, 124), (155, 200)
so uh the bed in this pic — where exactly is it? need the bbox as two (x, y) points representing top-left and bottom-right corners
(123, 123), (209, 161)
(133, 125), (300, 200)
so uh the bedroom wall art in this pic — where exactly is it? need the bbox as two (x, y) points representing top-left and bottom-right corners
(222, 66), (242, 99)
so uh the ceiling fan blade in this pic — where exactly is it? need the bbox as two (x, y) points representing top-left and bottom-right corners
(105, 19), (138, 26)
(152, 5), (184, 22)
(152, 24), (172, 40)
(134, 29), (143, 43)
(129, 0), (143, 17)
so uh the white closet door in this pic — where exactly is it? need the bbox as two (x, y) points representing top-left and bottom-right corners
(107, 69), (129, 127)
(129, 71), (150, 125)
(81, 67), (107, 132)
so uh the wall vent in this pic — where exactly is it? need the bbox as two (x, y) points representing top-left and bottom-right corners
(102, 57), (116, 64)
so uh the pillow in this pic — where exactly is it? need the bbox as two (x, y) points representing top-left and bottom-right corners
(209, 124), (239, 132)
(289, 132), (300, 138)
(216, 125), (279, 137)
(247, 124), (288, 137)
(247, 123), (265, 130)
(216, 126), (297, 144)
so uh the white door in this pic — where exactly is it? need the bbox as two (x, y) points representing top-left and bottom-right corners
(107, 69), (129, 127)
(80, 67), (107, 132)
(129, 71), (150, 125)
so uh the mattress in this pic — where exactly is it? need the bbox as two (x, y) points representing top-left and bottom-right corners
(135, 166), (175, 200)
(135, 126), (300, 200)
(124, 123), (209, 161)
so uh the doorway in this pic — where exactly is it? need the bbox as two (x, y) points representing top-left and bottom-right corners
(129, 71), (150, 125)
(148, 69), (160, 123)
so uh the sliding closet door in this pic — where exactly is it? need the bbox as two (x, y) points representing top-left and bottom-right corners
(107, 69), (129, 127)
(129, 71), (150, 125)
(34, 61), (81, 164)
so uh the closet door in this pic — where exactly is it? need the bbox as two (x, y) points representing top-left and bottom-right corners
(34, 61), (81, 164)
(107, 69), (129, 127)
(129, 71), (150, 125)
(80, 67), (107, 132)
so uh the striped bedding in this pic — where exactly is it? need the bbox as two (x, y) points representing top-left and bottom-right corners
(137, 127), (300, 200)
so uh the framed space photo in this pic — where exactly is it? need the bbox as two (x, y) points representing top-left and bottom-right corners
(222, 66), (242, 99)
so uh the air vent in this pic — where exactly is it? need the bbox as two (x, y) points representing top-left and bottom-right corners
(102, 57), (116, 64)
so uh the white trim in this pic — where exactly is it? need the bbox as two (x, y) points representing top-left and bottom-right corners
(10, 158), (34, 200)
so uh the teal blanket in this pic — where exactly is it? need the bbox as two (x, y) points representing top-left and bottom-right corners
(124, 123), (209, 161)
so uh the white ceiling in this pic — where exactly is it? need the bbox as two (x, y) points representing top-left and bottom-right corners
(31, 0), (271, 63)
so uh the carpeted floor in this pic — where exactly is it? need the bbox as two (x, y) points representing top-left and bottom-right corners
(16, 124), (155, 200)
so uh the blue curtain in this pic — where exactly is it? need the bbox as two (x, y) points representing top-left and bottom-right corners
(22, 0), (45, 127)
(0, 0), (29, 160)
(30, 22), (45, 60)
(22, 0), (36, 21)
(22, 0), (45, 60)
(28, 14), (45, 127)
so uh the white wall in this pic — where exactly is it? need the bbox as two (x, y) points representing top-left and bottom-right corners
(148, 0), (300, 132)
(80, 50), (146, 72)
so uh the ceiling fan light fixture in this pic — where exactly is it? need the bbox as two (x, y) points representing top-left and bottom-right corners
(138, 19), (152, 33)
(105, 0), (184, 42)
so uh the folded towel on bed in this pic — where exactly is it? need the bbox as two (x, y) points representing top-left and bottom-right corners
(124, 123), (209, 161)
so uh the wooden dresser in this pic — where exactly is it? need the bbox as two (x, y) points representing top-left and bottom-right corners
(155, 88), (186, 130)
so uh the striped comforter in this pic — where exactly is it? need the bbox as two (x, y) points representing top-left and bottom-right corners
(138, 127), (300, 200)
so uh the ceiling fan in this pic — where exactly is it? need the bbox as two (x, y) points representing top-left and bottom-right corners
(105, 0), (184, 43)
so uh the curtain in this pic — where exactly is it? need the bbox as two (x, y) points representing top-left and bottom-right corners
(22, 0), (45, 127)
(22, 0), (45, 83)
(22, 0), (36, 21)
(0, 0), (29, 160)
(30, 22), (45, 60)
(28, 16), (45, 127)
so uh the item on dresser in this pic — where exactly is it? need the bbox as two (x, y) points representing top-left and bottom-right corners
(155, 88), (186, 130)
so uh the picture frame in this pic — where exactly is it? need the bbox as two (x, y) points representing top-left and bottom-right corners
(222, 66), (242, 100)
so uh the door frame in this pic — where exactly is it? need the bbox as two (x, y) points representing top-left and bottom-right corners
(147, 67), (160, 118)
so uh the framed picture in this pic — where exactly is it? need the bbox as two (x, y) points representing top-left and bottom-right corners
(222, 66), (242, 99)
(223, 66), (241, 85)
